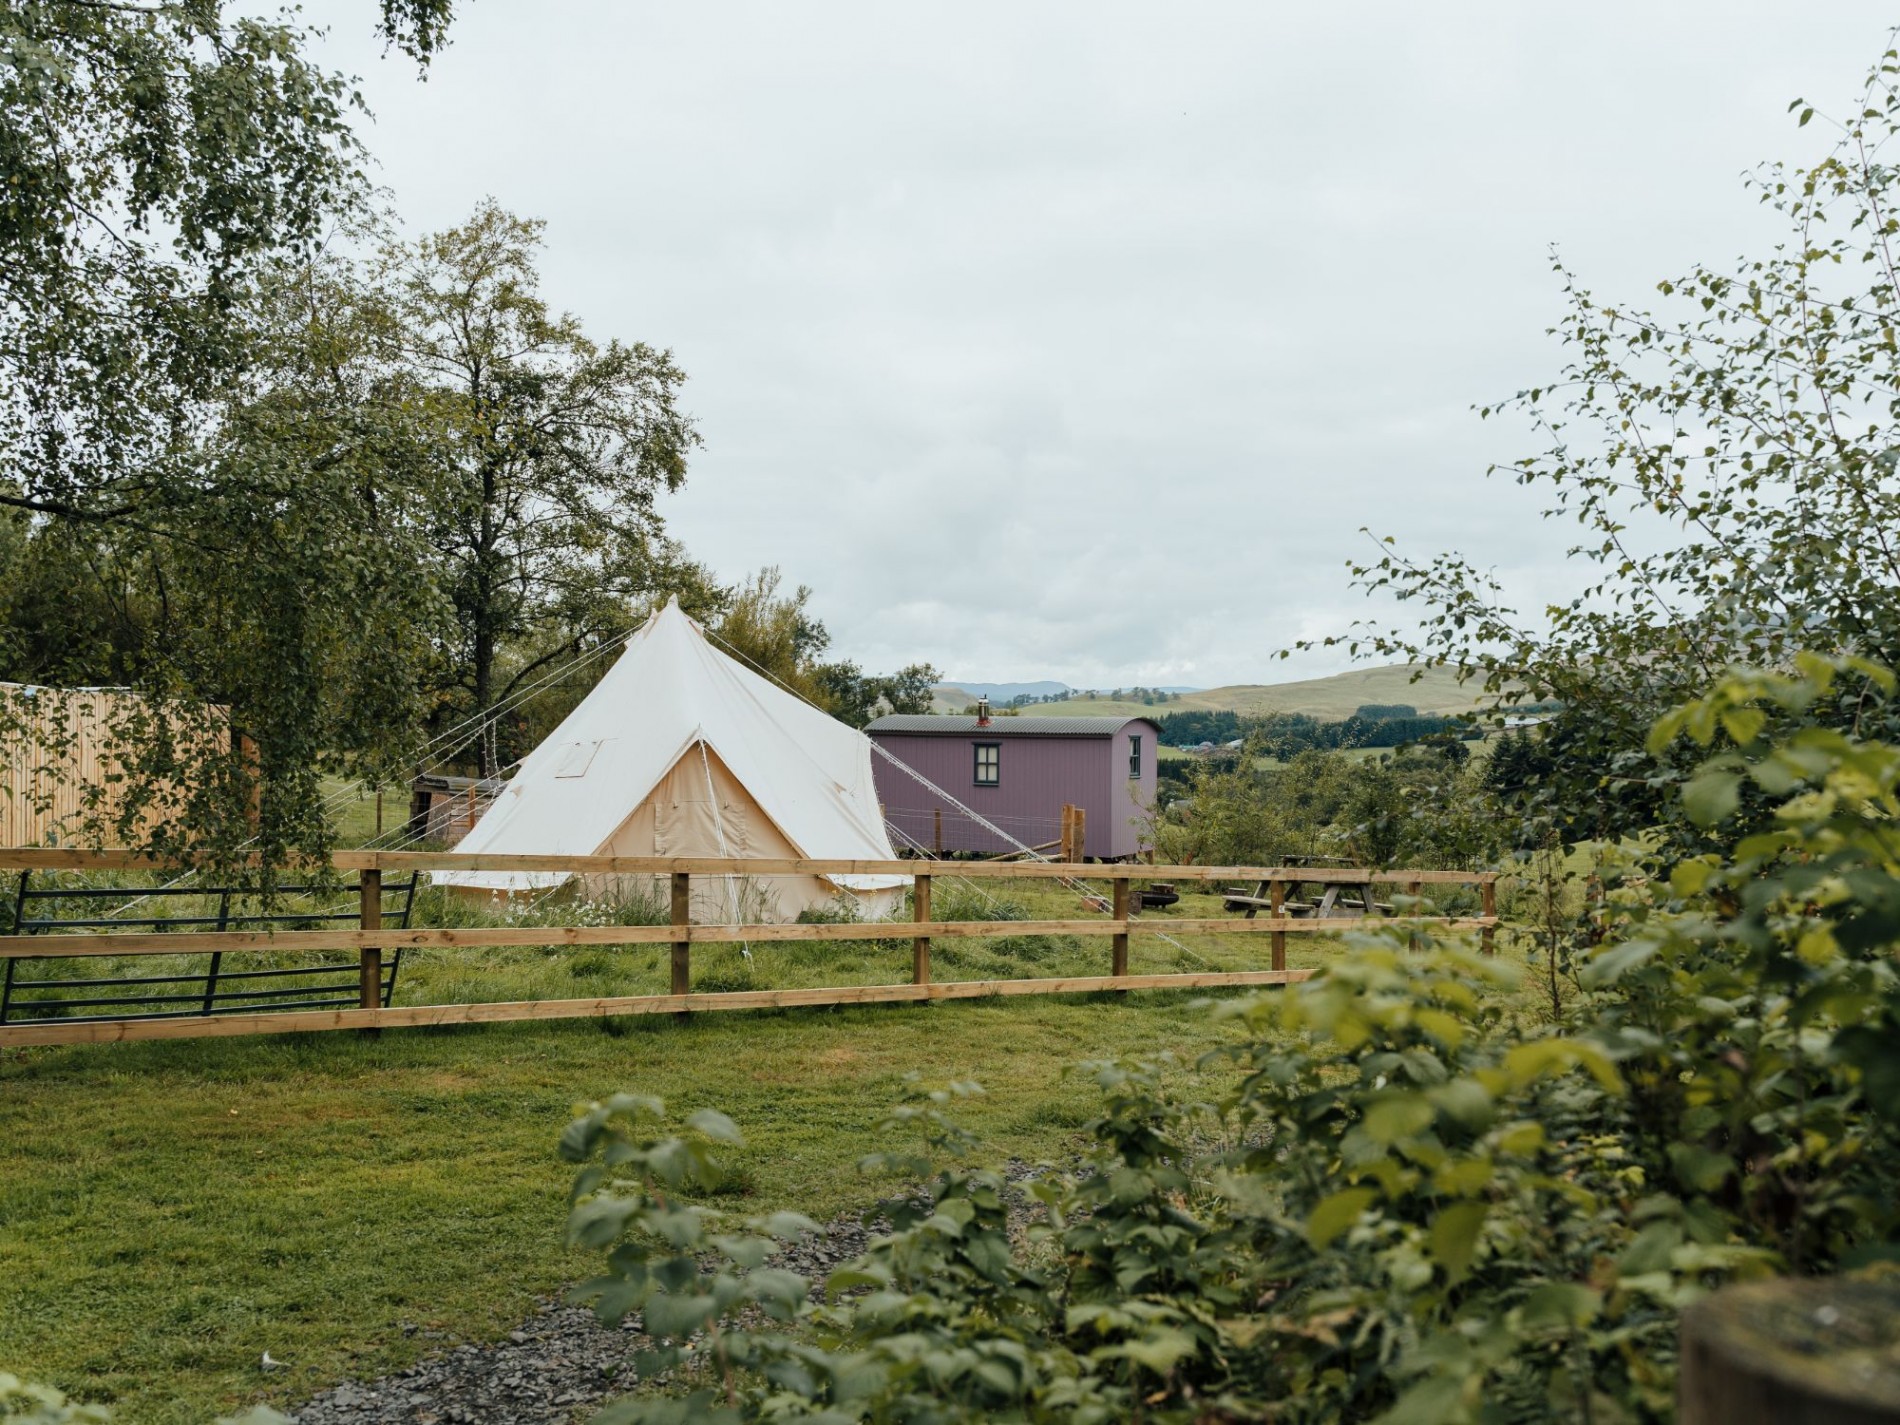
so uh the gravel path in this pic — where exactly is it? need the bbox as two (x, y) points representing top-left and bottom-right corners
(286, 1164), (1043, 1425)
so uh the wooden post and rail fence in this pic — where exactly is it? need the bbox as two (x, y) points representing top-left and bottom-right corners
(0, 848), (1500, 1048)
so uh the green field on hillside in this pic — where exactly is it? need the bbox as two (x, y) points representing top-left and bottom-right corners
(938, 663), (1487, 721)
(1158, 743), (1394, 773)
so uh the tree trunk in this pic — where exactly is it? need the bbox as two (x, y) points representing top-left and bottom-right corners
(472, 609), (494, 777)
(470, 430), (500, 777)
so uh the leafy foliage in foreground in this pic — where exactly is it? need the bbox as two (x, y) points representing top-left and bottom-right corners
(561, 659), (1900, 1423)
(0, 1369), (280, 1425)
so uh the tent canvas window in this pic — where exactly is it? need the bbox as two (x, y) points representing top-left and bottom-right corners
(552, 740), (603, 779)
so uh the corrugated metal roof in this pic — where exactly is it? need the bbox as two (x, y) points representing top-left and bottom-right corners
(865, 714), (1157, 738)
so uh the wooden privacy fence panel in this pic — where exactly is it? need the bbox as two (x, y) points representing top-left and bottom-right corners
(0, 850), (1500, 1048)
(0, 688), (229, 847)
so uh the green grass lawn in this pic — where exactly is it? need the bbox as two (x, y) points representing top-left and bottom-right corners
(0, 867), (1496, 1422)
(322, 777), (399, 848)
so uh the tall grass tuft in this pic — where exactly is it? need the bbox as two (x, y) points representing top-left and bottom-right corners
(930, 881), (1030, 924)
(412, 878), (670, 930)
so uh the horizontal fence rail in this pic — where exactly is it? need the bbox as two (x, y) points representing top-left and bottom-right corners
(0, 849), (1501, 1047)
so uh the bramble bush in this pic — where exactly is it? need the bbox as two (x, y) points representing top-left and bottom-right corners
(558, 656), (1900, 1423)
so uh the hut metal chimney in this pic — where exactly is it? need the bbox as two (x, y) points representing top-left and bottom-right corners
(976, 695), (991, 727)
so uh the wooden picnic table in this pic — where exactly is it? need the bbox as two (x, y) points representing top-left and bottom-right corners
(1222, 871), (1392, 919)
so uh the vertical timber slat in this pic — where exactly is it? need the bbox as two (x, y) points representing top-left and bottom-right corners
(1481, 879), (1497, 956)
(358, 869), (382, 1035)
(912, 873), (932, 984)
(671, 872), (691, 998)
(1270, 878), (1286, 972)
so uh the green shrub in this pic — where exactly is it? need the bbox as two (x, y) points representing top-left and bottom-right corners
(559, 657), (1900, 1423)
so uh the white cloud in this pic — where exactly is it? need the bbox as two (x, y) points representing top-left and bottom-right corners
(308, 0), (1894, 684)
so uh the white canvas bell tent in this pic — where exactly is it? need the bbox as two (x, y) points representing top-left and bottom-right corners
(433, 598), (905, 921)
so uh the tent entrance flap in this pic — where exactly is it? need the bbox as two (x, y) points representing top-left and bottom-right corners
(593, 741), (894, 923)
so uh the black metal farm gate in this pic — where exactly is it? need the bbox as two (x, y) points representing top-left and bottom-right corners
(0, 872), (418, 1027)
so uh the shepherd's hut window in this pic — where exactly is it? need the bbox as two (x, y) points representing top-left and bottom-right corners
(1128, 734), (1142, 778)
(974, 742), (1000, 786)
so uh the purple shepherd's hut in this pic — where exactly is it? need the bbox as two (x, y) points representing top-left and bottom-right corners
(865, 707), (1160, 860)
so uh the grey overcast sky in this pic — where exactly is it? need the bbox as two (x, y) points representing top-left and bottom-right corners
(308, 2), (1894, 689)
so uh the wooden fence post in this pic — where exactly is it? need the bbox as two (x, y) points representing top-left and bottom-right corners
(358, 867), (382, 1033)
(913, 873), (932, 985)
(671, 872), (691, 1002)
(1072, 806), (1086, 863)
(933, 808), (942, 856)
(1408, 880), (1423, 952)
(1481, 878), (1497, 956)
(1111, 874), (1129, 978)
(1270, 878), (1286, 973)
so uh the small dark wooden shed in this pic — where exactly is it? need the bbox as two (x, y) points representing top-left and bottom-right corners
(408, 773), (507, 843)
(865, 713), (1161, 860)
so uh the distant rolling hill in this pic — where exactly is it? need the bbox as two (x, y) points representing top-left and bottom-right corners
(940, 679), (1072, 702)
(930, 665), (1486, 722)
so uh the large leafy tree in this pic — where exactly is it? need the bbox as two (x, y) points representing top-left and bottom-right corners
(707, 566), (940, 729)
(1325, 47), (1900, 853)
(0, 0), (452, 528)
(0, 1), (456, 866)
(369, 201), (700, 771)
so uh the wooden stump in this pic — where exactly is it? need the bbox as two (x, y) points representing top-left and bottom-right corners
(1680, 1276), (1900, 1424)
